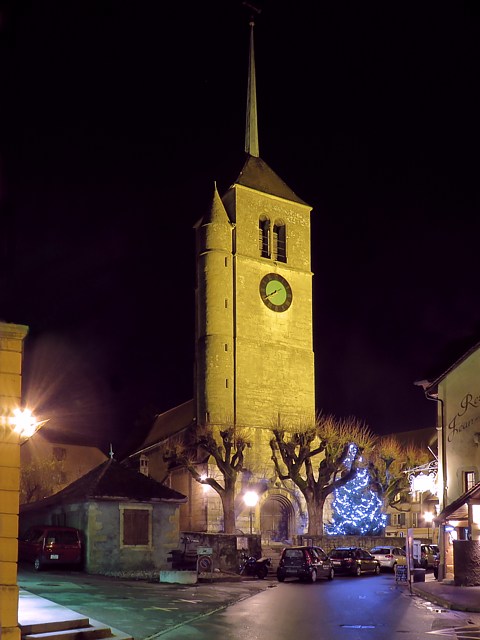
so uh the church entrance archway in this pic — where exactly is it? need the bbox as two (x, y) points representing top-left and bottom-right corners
(260, 494), (294, 543)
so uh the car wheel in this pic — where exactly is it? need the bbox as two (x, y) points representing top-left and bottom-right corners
(277, 574), (285, 582)
(375, 565), (381, 575)
(355, 565), (362, 577)
(310, 569), (317, 583)
(34, 557), (42, 571)
(328, 568), (334, 580)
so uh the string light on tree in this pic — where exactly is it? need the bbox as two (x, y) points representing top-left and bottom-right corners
(326, 445), (386, 536)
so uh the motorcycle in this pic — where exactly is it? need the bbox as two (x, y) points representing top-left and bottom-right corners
(239, 553), (272, 579)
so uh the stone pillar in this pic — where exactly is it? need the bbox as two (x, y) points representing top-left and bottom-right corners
(0, 322), (29, 640)
(453, 539), (480, 586)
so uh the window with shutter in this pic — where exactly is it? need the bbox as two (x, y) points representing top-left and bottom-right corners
(120, 505), (152, 547)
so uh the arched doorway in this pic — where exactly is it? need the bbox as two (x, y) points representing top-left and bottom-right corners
(260, 494), (295, 543)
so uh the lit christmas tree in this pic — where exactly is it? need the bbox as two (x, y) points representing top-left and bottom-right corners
(326, 447), (387, 536)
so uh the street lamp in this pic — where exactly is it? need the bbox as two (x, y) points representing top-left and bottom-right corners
(423, 511), (434, 541)
(244, 490), (259, 535)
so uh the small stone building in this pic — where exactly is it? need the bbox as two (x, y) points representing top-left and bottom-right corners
(19, 458), (187, 575)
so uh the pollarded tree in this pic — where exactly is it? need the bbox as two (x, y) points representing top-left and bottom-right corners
(368, 435), (431, 511)
(163, 422), (251, 534)
(270, 413), (375, 536)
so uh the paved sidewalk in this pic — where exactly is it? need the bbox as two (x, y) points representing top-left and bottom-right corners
(412, 579), (480, 613)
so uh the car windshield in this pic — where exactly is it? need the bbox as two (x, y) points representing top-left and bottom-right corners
(371, 548), (390, 554)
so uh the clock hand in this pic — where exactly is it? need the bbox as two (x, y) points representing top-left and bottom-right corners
(263, 288), (280, 300)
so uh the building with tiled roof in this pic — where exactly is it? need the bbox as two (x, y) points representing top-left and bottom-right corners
(20, 459), (187, 575)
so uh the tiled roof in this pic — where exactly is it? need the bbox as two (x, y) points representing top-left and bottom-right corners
(20, 459), (187, 511)
(131, 399), (195, 453)
(233, 155), (309, 206)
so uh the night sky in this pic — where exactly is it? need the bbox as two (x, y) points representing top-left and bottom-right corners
(1, 1), (480, 454)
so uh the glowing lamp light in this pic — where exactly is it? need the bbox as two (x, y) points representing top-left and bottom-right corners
(423, 511), (434, 524)
(244, 491), (258, 535)
(9, 408), (47, 438)
(244, 491), (259, 508)
(199, 473), (210, 493)
(472, 505), (480, 526)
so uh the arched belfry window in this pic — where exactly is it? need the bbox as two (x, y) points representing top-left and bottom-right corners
(273, 221), (286, 262)
(259, 216), (270, 258)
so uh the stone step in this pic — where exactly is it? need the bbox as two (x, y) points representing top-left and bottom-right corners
(23, 622), (116, 640)
(19, 591), (132, 640)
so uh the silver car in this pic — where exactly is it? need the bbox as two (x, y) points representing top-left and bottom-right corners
(369, 546), (406, 571)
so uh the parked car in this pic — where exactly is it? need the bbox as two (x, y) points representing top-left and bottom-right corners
(18, 525), (83, 571)
(369, 546), (406, 571)
(415, 544), (437, 569)
(328, 547), (381, 576)
(402, 542), (437, 569)
(277, 546), (334, 583)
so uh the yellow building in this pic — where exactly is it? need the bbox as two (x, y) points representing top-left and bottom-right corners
(0, 321), (29, 640)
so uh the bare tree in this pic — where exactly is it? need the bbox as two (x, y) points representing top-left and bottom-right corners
(270, 413), (375, 535)
(163, 423), (251, 534)
(368, 436), (431, 511)
(20, 457), (64, 504)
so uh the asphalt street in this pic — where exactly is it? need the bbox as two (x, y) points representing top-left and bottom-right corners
(18, 565), (480, 640)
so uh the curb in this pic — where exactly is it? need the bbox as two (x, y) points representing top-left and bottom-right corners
(411, 584), (480, 613)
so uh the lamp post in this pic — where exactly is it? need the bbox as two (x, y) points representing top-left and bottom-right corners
(424, 511), (434, 541)
(244, 490), (259, 535)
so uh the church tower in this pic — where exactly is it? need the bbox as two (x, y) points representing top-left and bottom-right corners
(194, 18), (315, 538)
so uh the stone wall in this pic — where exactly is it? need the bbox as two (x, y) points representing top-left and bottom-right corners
(293, 534), (426, 553)
(180, 531), (262, 573)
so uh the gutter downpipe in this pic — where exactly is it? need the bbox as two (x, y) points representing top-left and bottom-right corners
(424, 388), (447, 581)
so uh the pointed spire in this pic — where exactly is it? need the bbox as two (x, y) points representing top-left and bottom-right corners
(245, 18), (259, 157)
(203, 182), (230, 225)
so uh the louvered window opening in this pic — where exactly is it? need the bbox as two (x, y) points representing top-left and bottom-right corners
(259, 220), (270, 258)
(273, 224), (286, 262)
(123, 509), (149, 545)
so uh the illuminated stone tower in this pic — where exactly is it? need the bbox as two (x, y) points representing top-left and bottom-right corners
(194, 19), (315, 538)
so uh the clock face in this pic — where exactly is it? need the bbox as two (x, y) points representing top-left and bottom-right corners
(259, 273), (293, 312)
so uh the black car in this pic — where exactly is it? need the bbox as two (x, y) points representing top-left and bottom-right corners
(328, 547), (381, 576)
(277, 546), (334, 583)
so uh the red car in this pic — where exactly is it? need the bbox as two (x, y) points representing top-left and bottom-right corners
(18, 526), (83, 571)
